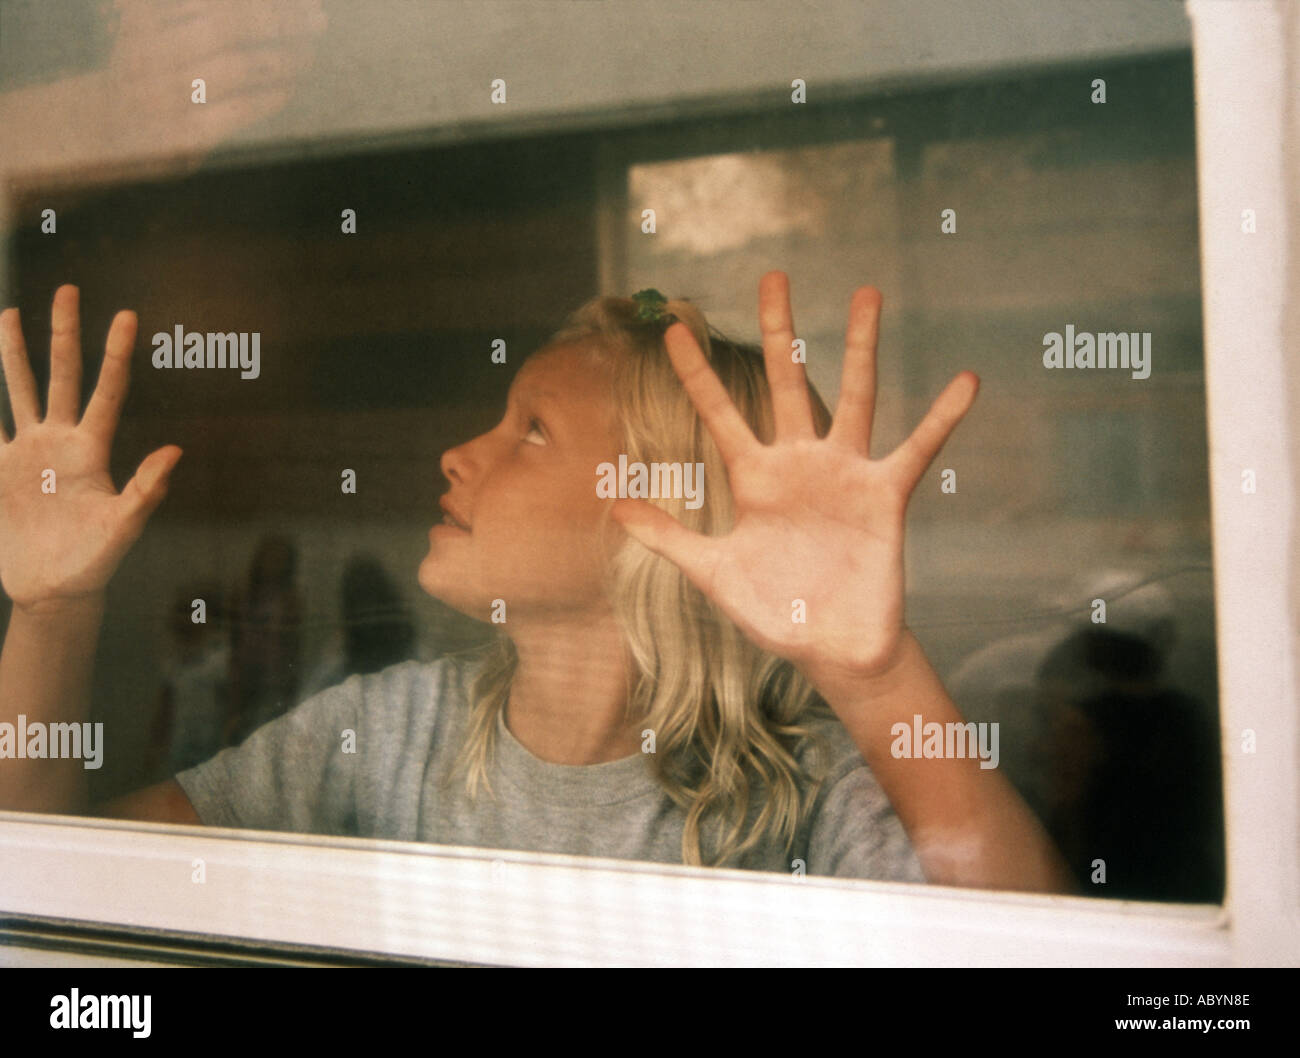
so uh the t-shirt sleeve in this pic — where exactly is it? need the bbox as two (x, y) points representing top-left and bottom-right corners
(805, 758), (928, 884)
(173, 673), (363, 836)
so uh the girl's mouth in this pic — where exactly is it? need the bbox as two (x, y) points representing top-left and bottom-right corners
(438, 497), (472, 531)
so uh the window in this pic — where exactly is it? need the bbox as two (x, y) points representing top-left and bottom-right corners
(1, 0), (1295, 967)
(605, 57), (1221, 905)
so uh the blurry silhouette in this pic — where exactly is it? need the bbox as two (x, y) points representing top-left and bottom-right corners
(227, 534), (303, 745)
(1033, 626), (1225, 902)
(147, 583), (233, 775)
(948, 568), (1224, 902)
(298, 554), (416, 699)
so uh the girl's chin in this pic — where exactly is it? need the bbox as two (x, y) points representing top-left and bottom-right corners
(416, 555), (451, 597)
(417, 558), (482, 617)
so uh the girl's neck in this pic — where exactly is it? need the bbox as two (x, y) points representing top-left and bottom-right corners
(503, 612), (639, 765)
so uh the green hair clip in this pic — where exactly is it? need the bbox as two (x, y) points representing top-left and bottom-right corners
(632, 288), (678, 328)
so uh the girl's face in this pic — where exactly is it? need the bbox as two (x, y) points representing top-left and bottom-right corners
(418, 342), (624, 621)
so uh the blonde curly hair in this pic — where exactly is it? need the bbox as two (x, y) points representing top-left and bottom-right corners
(442, 292), (838, 868)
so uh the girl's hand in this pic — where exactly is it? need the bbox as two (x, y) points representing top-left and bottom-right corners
(610, 271), (977, 693)
(0, 285), (181, 613)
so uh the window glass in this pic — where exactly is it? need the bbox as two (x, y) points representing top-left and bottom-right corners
(0, 4), (1218, 906)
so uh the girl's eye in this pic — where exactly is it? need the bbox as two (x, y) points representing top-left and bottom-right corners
(522, 419), (547, 445)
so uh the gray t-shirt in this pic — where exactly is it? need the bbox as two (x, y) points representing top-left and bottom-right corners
(174, 646), (926, 882)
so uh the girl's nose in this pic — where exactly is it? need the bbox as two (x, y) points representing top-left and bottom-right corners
(440, 429), (492, 486)
(440, 443), (469, 486)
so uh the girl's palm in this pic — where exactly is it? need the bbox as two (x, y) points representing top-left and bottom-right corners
(0, 286), (180, 610)
(611, 272), (977, 682)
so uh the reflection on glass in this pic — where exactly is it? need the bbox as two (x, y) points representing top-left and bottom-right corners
(621, 77), (1220, 902)
(0, 46), (1219, 903)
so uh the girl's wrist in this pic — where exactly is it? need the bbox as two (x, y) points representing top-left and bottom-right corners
(13, 591), (107, 624)
(797, 627), (917, 712)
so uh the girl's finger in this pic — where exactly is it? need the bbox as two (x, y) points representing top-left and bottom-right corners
(0, 308), (42, 431)
(609, 497), (722, 595)
(827, 286), (882, 457)
(884, 371), (979, 494)
(80, 310), (138, 442)
(663, 321), (756, 465)
(117, 444), (183, 538)
(758, 271), (815, 442)
(46, 285), (83, 426)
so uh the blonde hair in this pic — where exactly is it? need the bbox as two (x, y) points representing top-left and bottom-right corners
(443, 293), (838, 867)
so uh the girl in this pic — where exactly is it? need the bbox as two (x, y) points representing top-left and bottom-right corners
(0, 275), (1076, 892)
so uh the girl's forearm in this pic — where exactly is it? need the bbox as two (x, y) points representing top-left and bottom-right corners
(807, 630), (1081, 895)
(0, 595), (105, 814)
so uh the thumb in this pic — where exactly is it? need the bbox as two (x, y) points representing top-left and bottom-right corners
(610, 498), (720, 593)
(120, 444), (183, 524)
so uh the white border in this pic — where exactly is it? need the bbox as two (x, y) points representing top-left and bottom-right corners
(0, 813), (1227, 967)
(1, 1), (1296, 966)
(1188, 0), (1300, 966)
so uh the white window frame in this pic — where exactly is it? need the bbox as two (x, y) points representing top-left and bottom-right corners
(1, 0), (1295, 966)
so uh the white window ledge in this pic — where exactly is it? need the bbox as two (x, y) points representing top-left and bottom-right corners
(1, 0), (1296, 967)
(0, 812), (1228, 967)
